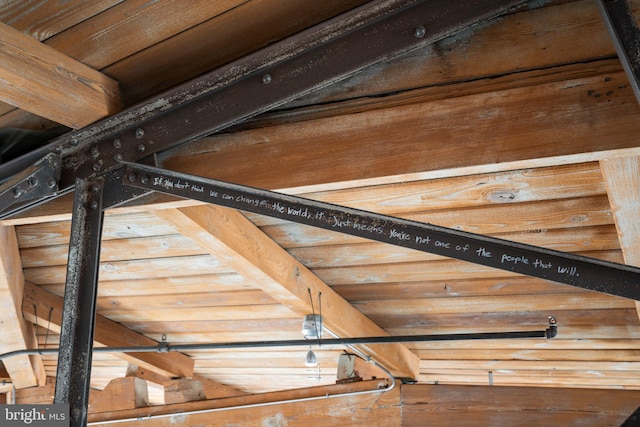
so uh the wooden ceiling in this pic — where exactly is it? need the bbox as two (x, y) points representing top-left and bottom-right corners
(2, 0), (640, 425)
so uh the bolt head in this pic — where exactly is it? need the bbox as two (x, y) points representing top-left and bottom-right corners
(414, 25), (426, 38)
(137, 144), (146, 153)
(12, 187), (22, 198)
(28, 177), (38, 187)
(113, 138), (122, 149)
(262, 74), (272, 85)
(135, 128), (145, 139)
(47, 179), (57, 189)
(92, 162), (101, 172)
(90, 200), (99, 210)
(114, 153), (124, 161)
(127, 172), (137, 182)
(141, 175), (150, 184)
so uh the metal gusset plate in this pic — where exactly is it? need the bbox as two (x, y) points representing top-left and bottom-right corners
(0, 153), (60, 217)
(597, 0), (640, 104)
(123, 162), (640, 301)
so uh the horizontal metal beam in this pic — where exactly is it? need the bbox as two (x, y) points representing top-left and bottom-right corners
(123, 162), (640, 301)
(0, 0), (526, 217)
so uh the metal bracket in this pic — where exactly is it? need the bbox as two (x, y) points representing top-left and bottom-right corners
(0, 153), (60, 217)
(122, 162), (640, 301)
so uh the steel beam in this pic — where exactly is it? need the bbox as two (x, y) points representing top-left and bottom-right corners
(621, 405), (640, 427)
(597, 0), (640, 104)
(54, 178), (104, 427)
(123, 162), (640, 301)
(0, 0), (526, 210)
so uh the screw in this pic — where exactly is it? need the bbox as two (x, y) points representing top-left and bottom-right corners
(137, 144), (146, 153)
(47, 179), (57, 189)
(92, 162), (101, 172)
(113, 138), (122, 149)
(90, 185), (100, 193)
(114, 153), (124, 161)
(90, 200), (99, 210)
(70, 138), (78, 146)
(262, 74), (272, 85)
(127, 172), (137, 182)
(141, 175), (150, 184)
(414, 25), (426, 38)
(28, 177), (38, 187)
(135, 128), (145, 139)
(12, 187), (22, 198)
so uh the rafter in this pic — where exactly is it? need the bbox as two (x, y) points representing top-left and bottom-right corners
(0, 226), (45, 389)
(0, 22), (120, 128)
(154, 205), (420, 380)
(22, 282), (194, 379)
(600, 155), (640, 319)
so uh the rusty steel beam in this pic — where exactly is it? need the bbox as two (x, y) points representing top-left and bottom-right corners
(54, 178), (104, 427)
(597, 0), (640, 105)
(123, 162), (640, 301)
(0, 0), (526, 216)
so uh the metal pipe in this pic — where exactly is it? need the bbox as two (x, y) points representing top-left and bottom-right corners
(0, 325), (557, 361)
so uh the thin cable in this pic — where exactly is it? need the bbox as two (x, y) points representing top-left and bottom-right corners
(44, 307), (53, 351)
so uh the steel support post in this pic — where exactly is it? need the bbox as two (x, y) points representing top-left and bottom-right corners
(122, 163), (640, 300)
(54, 178), (104, 427)
(597, 0), (640, 104)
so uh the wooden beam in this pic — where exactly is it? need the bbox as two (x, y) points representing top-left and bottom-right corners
(600, 156), (640, 318)
(401, 384), (640, 426)
(88, 378), (395, 425)
(0, 226), (45, 389)
(154, 206), (420, 379)
(89, 377), (148, 413)
(0, 21), (120, 128)
(22, 282), (195, 379)
(15, 377), (55, 404)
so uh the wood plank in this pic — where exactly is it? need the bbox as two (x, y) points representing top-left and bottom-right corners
(0, 21), (120, 127)
(0, 0), (124, 41)
(355, 293), (633, 317)
(14, 377), (55, 404)
(290, 0), (621, 108)
(154, 206), (420, 380)
(104, 0), (370, 105)
(20, 234), (206, 268)
(313, 250), (624, 285)
(15, 212), (176, 248)
(42, 0), (248, 69)
(0, 226), (44, 389)
(23, 254), (234, 285)
(22, 282), (195, 379)
(255, 190), (612, 231)
(600, 155), (640, 319)
(289, 226), (620, 268)
(88, 377), (148, 413)
(88, 379), (398, 425)
(401, 384), (640, 426)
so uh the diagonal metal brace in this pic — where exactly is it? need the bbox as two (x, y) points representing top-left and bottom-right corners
(0, 153), (60, 217)
(597, 0), (640, 104)
(122, 162), (640, 301)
